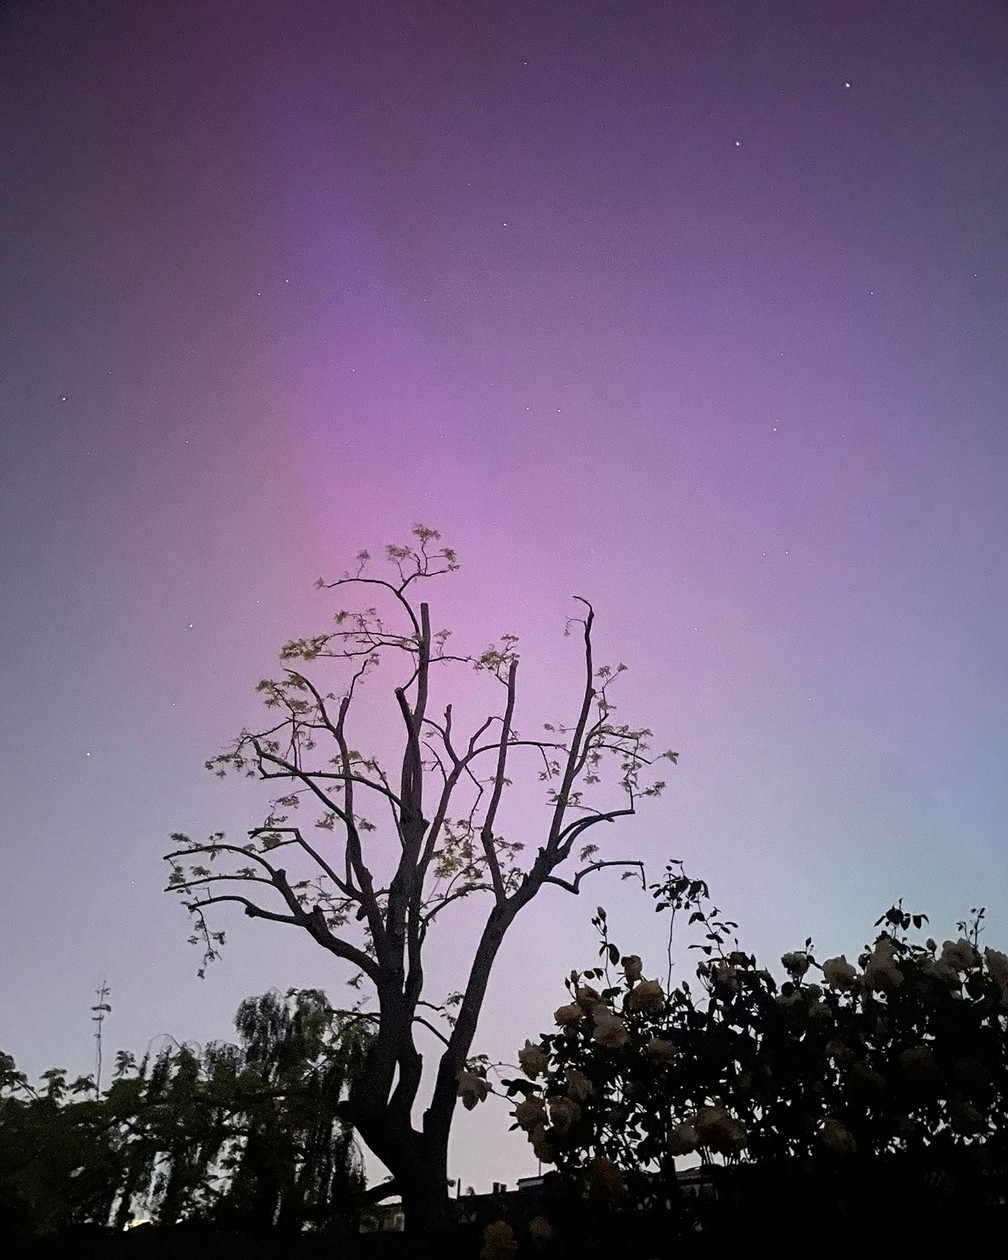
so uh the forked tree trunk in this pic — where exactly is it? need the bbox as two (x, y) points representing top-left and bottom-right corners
(351, 1109), (453, 1235)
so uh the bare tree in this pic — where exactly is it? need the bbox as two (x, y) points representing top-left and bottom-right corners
(165, 526), (675, 1233)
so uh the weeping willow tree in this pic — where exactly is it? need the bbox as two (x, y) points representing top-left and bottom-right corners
(165, 526), (675, 1233)
(0, 989), (368, 1236)
(213, 989), (367, 1231)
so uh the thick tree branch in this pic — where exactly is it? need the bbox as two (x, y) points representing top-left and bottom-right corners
(541, 857), (646, 895)
(478, 657), (518, 900)
(187, 893), (301, 925)
(545, 598), (598, 851)
(555, 807), (636, 852)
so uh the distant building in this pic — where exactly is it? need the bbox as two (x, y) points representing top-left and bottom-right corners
(358, 1165), (717, 1233)
(358, 1200), (405, 1233)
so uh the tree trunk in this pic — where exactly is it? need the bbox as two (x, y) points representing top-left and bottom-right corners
(398, 1146), (451, 1234)
(350, 1107), (451, 1235)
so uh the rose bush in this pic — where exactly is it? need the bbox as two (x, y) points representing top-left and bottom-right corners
(504, 868), (1008, 1228)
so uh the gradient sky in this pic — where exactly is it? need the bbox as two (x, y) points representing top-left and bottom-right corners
(2, 0), (1007, 1193)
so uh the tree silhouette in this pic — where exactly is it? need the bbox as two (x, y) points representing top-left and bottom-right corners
(165, 526), (674, 1231)
(0, 990), (366, 1236)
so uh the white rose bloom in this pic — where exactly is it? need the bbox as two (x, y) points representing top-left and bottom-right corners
(940, 939), (980, 973)
(625, 978), (664, 1014)
(694, 1106), (746, 1154)
(984, 947), (1008, 1004)
(921, 955), (959, 986)
(819, 1117), (856, 1155)
(518, 1040), (549, 1080)
(575, 984), (603, 1013)
(554, 1003), (583, 1027)
(862, 938), (902, 991)
(621, 954), (643, 982)
(592, 1007), (630, 1048)
(564, 1069), (594, 1101)
(781, 951), (810, 978)
(711, 960), (740, 992)
(514, 1095), (547, 1132)
(529, 1123), (554, 1164)
(548, 1095), (581, 1134)
(528, 1216), (554, 1244)
(822, 955), (858, 990)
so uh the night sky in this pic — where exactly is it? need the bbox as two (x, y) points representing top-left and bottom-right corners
(3, 0), (1007, 1192)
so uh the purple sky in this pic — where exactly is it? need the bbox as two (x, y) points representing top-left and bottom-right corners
(3, 0), (1007, 1192)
